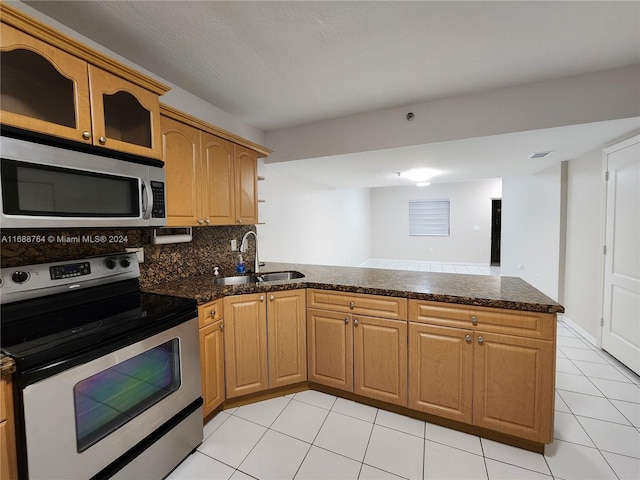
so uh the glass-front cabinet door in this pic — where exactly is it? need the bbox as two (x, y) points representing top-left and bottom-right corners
(88, 65), (162, 159)
(1, 24), (162, 159)
(0, 23), (93, 143)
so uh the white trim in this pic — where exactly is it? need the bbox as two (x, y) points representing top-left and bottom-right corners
(559, 314), (598, 347)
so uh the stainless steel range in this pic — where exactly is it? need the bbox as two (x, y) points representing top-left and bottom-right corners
(0, 253), (203, 479)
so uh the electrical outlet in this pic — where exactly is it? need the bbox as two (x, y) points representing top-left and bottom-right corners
(231, 239), (237, 251)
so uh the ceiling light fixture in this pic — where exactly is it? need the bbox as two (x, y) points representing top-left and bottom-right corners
(402, 168), (440, 182)
(416, 181), (431, 187)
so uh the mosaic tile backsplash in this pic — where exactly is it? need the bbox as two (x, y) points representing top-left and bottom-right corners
(0, 225), (256, 288)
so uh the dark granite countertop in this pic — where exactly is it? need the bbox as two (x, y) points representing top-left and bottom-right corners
(1, 354), (16, 377)
(144, 262), (564, 314)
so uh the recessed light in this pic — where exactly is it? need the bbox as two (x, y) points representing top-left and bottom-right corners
(401, 168), (440, 182)
(416, 182), (431, 187)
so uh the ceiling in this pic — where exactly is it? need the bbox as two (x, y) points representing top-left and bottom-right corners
(24, 0), (640, 186)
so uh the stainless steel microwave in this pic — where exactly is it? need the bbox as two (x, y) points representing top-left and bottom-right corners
(0, 136), (166, 228)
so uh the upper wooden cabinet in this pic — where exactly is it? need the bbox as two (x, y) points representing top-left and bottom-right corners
(160, 106), (270, 227)
(0, 5), (169, 159)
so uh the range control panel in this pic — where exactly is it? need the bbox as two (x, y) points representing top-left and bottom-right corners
(0, 253), (139, 304)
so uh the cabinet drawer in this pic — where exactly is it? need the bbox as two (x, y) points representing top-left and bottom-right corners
(408, 300), (555, 340)
(198, 299), (224, 328)
(307, 289), (407, 320)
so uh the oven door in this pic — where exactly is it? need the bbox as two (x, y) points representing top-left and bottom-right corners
(21, 317), (201, 480)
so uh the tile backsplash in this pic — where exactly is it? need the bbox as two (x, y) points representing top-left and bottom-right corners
(1, 225), (256, 288)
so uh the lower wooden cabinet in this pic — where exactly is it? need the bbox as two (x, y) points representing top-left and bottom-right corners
(408, 300), (556, 444)
(199, 319), (225, 417)
(307, 306), (408, 407)
(0, 374), (18, 480)
(198, 300), (225, 417)
(224, 290), (306, 399)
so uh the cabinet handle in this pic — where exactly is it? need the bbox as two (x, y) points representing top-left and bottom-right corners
(344, 317), (350, 324)
(98, 136), (107, 144)
(353, 318), (359, 326)
(237, 219), (243, 224)
(260, 295), (265, 301)
(270, 295), (274, 301)
(210, 310), (216, 317)
(220, 323), (224, 331)
(471, 316), (478, 326)
(205, 219), (210, 224)
(82, 131), (91, 140)
(465, 334), (472, 343)
(477, 336), (484, 344)
(198, 219), (204, 225)
(349, 301), (355, 310)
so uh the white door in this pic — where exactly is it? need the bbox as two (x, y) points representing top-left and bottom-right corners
(601, 135), (640, 375)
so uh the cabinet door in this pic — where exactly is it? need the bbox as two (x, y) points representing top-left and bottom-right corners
(354, 316), (407, 406)
(200, 320), (225, 417)
(224, 294), (268, 398)
(201, 133), (236, 225)
(473, 332), (555, 443)
(161, 116), (201, 226)
(88, 65), (162, 159)
(267, 290), (307, 388)
(0, 24), (92, 143)
(307, 308), (353, 391)
(234, 145), (258, 225)
(408, 323), (473, 423)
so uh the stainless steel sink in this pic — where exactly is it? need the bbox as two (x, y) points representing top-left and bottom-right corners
(214, 274), (260, 286)
(259, 271), (305, 282)
(213, 271), (305, 286)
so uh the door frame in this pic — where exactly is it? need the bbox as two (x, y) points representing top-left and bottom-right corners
(597, 134), (640, 354)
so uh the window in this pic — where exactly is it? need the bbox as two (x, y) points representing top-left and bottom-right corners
(409, 200), (450, 236)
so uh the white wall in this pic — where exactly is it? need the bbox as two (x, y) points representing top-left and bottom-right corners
(370, 179), (502, 264)
(562, 149), (605, 342)
(501, 164), (566, 301)
(257, 161), (371, 267)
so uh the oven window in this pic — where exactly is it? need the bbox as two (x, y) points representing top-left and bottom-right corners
(73, 339), (181, 452)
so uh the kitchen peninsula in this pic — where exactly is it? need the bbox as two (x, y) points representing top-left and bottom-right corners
(146, 263), (562, 453)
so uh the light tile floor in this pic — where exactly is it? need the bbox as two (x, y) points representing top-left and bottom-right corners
(359, 259), (502, 276)
(168, 320), (640, 480)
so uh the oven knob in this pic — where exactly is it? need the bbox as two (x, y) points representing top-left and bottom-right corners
(105, 258), (118, 270)
(12, 271), (29, 283)
(120, 258), (131, 268)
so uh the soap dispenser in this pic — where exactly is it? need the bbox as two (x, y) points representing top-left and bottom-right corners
(236, 254), (245, 274)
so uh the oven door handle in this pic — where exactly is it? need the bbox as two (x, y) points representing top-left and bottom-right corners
(141, 179), (153, 220)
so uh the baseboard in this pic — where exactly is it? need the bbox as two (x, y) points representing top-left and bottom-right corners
(559, 314), (599, 347)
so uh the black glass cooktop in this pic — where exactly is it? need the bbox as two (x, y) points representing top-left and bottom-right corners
(1, 279), (197, 374)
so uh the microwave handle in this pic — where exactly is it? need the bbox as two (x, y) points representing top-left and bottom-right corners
(141, 179), (153, 220)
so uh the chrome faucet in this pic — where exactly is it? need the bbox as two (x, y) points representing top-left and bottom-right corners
(240, 230), (260, 274)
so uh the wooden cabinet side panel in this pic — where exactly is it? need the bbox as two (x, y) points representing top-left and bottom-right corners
(201, 133), (235, 225)
(161, 116), (201, 226)
(307, 289), (407, 320)
(408, 323), (473, 423)
(268, 290), (307, 388)
(473, 332), (555, 443)
(0, 23), (92, 142)
(224, 295), (268, 398)
(0, 376), (18, 480)
(200, 320), (225, 417)
(234, 145), (258, 224)
(354, 316), (407, 406)
(307, 308), (353, 391)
